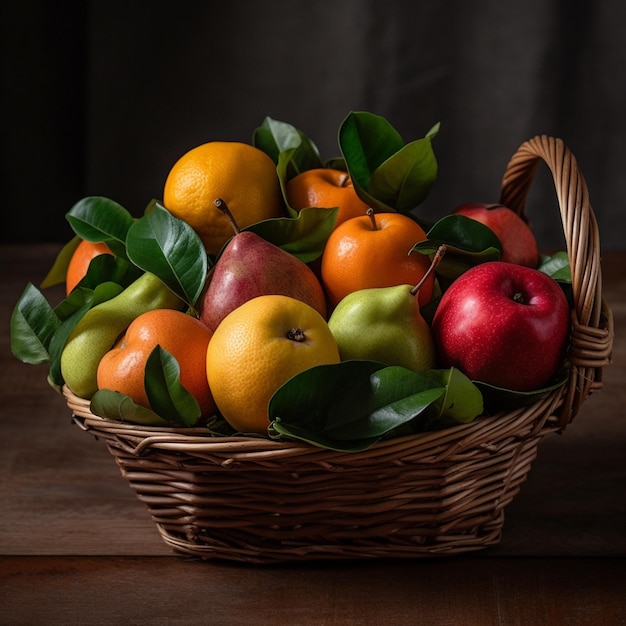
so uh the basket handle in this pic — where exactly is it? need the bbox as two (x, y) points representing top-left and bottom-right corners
(499, 135), (613, 426)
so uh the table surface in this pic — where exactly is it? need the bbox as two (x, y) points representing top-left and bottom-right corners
(1, 244), (625, 625)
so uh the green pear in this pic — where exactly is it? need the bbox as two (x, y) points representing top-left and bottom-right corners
(327, 246), (445, 372)
(61, 272), (184, 398)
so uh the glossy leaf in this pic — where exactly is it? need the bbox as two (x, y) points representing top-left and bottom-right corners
(40, 238), (80, 289)
(475, 368), (569, 414)
(90, 389), (171, 427)
(424, 367), (484, 423)
(65, 196), (134, 259)
(268, 361), (447, 451)
(339, 112), (439, 213)
(412, 214), (502, 281)
(125, 203), (208, 309)
(253, 116), (324, 180)
(46, 281), (125, 386)
(70, 254), (143, 295)
(10, 283), (60, 365)
(144, 345), (202, 427)
(368, 132), (440, 213)
(244, 207), (338, 263)
(538, 251), (571, 282)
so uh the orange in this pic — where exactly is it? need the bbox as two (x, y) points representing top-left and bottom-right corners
(206, 295), (340, 434)
(66, 239), (113, 295)
(163, 141), (285, 255)
(320, 211), (433, 310)
(285, 168), (371, 227)
(97, 309), (217, 419)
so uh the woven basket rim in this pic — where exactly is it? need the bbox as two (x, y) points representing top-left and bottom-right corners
(65, 383), (567, 459)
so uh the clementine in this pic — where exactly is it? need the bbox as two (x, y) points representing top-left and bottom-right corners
(285, 168), (371, 227)
(206, 295), (340, 434)
(97, 309), (217, 419)
(320, 210), (433, 310)
(66, 239), (113, 295)
(163, 141), (285, 255)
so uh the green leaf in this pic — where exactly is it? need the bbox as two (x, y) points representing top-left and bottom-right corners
(424, 367), (483, 423)
(339, 112), (439, 213)
(253, 116), (324, 180)
(40, 238), (81, 289)
(267, 361), (447, 451)
(368, 133), (439, 213)
(243, 207), (338, 263)
(412, 214), (502, 282)
(69, 254), (143, 295)
(144, 345), (202, 427)
(10, 284), (61, 365)
(538, 251), (573, 306)
(90, 389), (171, 426)
(475, 368), (569, 414)
(538, 251), (571, 282)
(46, 281), (125, 386)
(65, 196), (134, 259)
(125, 203), (208, 310)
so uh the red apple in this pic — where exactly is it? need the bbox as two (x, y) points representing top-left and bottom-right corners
(431, 262), (570, 391)
(452, 203), (540, 267)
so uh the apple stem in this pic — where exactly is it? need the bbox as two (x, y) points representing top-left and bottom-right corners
(214, 198), (240, 235)
(410, 244), (447, 296)
(286, 328), (306, 342)
(366, 208), (378, 230)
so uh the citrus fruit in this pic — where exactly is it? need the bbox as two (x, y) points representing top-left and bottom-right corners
(66, 239), (113, 295)
(206, 294), (340, 434)
(285, 168), (370, 227)
(97, 308), (217, 419)
(320, 210), (433, 310)
(163, 141), (285, 255)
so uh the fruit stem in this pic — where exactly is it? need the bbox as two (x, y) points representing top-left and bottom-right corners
(410, 244), (447, 296)
(366, 208), (378, 230)
(214, 198), (240, 235)
(286, 328), (306, 342)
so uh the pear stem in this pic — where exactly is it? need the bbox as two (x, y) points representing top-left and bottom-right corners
(214, 198), (240, 235)
(366, 207), (378, 230)
(410, 244), (447, 296)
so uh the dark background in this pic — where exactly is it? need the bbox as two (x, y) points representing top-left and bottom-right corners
(3, 1), (625, 251)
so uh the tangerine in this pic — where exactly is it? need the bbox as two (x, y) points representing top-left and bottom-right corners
(320, 210), (433, 310)
(163, 141), (285, 255)
(285, 168), (370, 227)
(206, 295), (340, 434)
(97, 309), (217, 419)
(66, 239), (113, 295)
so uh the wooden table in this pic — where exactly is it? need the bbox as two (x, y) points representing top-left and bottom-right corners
(1, 245), (625, 625)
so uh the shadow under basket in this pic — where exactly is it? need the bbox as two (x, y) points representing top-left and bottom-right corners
(65, 136), (614, 564)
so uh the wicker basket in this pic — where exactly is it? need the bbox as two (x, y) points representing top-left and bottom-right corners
(65, 135), (614, 564)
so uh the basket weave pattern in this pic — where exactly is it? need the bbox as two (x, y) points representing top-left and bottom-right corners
(66, 136), (614, 564)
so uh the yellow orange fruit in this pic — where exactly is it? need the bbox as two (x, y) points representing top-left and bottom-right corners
(321, 211), (433, 310)
(66, 240), (113, 295)
(206, 295), (340, 434)
(97, 309), (216, 419)
(285, 168), (370, 227)
(163, 141), (285, 255)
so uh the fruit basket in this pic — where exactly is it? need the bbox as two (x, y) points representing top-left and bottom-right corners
(61, 135), (613, 564)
